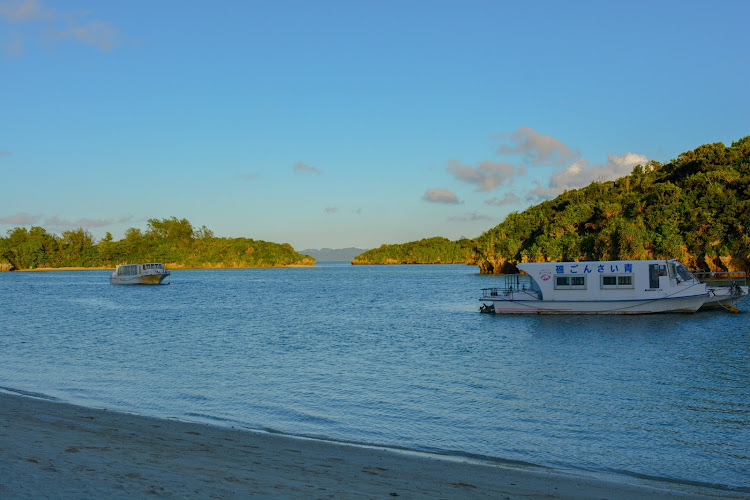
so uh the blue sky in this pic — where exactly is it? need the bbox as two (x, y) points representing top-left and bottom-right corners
(1, 0), (748, 250)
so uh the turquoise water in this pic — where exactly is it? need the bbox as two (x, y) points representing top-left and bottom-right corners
(1, 263), (748, 492)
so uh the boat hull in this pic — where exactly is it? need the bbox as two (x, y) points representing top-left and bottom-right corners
(110, 273), (169, 285)
(480, 294), (707, 314)
(702, 286), (749, 309)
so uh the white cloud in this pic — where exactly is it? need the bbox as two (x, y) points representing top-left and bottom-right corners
(447, 159), (521, 192)
(237, 172), (259, 181)
(57, 19), (120, 51)
(2, 38), (23, 58)
(422, 188), (460, 204)
(0, 212), (39, 224)
(485, 192), (522, 206)
(0, 0), (120, 52)
(497, 126), (579, 166)
(39, 214), (133, 230)
(448, 212), (493, 222)
(294, 162), (322, 174)
(0, 0), (53, 22)
(528, 152), (649, 202)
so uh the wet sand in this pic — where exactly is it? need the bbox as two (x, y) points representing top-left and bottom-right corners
(0, 391), (737, 499)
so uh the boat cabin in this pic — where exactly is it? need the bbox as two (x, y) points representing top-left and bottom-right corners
(114, 263), (166, 276)
(482, 259), (706, 301)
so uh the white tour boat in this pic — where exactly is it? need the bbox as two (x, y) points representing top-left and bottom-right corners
(110, 263), (170, 285)
(480, 259), (708, 314)
(691, 270), (748, 309)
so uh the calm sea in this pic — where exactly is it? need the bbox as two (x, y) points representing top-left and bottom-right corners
(1, 263), (748, 492)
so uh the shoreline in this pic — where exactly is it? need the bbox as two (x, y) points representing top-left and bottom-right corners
(0, 391), (739, 499)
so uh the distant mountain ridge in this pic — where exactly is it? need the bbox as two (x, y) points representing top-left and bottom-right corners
(300, 247), (368, 261)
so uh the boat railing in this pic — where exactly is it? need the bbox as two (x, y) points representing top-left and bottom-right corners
(481, 273), (539, 298)
(691, 270), (747, 287)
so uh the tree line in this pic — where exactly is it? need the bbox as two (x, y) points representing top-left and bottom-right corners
(0, 217), (314, 270)
(351, 237), (475, 265)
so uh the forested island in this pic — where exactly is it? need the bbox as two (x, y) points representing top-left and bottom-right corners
(0, 217), (314, 271)
(351, 237), (475, 265)
(352, 137), (750, 274)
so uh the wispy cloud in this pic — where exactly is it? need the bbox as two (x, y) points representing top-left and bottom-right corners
(45, 216), (105, 228)
(236, 172), (260, 181)
(528, 152), (649, 202)
(422, 188), (460, 204)
(2, 39), (23, 57)
(0, 212), (39, 224)
(0, 0), (52, 22)
(485, 192), (522, 206)
(447, 159), (522, 192)
(0, 0), (121, 54)
(324, 206), (338, 214)
(497, 126), (579, 167)
(294, 162), (322, 174)
(448, 212), (493, 222)
(57, 18), (120, 51)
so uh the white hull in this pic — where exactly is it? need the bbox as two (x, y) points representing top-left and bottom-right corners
(110, 273), (169, 285)
(481, 294), (707, 314)
(702, 285), (749, 309)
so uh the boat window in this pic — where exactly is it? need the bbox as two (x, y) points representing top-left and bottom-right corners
(649, 264), (660, 288)
(554, 275), (586, 290)
(601, 274), (634, 289)
(119, 265), (138, 276)
(674, 263), (695, 282)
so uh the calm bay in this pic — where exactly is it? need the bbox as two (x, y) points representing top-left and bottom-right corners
(1, 263), (747, 493)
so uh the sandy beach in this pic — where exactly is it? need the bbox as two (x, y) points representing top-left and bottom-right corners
(0, 391), (740, 499)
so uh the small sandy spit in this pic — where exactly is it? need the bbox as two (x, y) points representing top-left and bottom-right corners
(0, 392), (738, 499)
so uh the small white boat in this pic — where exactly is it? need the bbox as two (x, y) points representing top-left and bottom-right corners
(110, 263), (170, 285)
(692, 271), (748, 309)
(480, 259), (708, 314)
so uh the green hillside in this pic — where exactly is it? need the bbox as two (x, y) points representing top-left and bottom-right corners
(0, 217), (314, 270)
(351, 237), (475, 265)
(475, 136), (750, 274)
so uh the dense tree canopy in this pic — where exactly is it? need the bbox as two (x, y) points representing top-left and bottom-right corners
(0, 217), (313, 270)
(351, 237), (475, 265)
